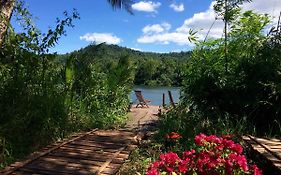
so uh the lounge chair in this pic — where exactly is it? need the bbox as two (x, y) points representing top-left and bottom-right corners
(134, 90), (151, 108)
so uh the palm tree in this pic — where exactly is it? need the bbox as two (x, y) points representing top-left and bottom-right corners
(107, 0), (133, 13)
(0, 0), (133, 46)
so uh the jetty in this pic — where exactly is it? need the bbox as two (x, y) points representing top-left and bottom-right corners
(0, 105), (159, 175)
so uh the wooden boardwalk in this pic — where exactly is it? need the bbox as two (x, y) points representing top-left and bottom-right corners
(243, 135), (281, 172)
(0, 106), (159, 175)
(125, 105), (159, 132)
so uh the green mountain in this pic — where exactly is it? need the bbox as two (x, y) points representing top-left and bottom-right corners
(60, 44), (192, 86)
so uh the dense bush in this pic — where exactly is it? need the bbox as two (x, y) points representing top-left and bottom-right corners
(180, 10), (281, 137)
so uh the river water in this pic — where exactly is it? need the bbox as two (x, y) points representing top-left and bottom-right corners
(130, 85), (180, 106)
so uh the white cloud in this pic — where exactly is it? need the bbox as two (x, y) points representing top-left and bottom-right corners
(171, 49), (188, 53)
(142, 22), (171, 34)
(130, 47), (142, 51)
(176, 0), (281, 40)
(138, 22), (192, 45)
(242, 0), (281, 24)
(137, 0), (280, 46)
(137, 2), (218, 45)
(132, 1), (161, 13)
(80, 33), (122, 44)
(162, 22), (172, 31)
(137, 32), (189, 45)
(176, 1), (223, 40)
(143, 24), (164, 34)
(170, 3), (184, 12)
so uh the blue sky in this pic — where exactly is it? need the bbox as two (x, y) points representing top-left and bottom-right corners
(15, 0), (280, 53)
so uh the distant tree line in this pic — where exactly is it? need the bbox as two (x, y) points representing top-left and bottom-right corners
(60, 44), (192, 87)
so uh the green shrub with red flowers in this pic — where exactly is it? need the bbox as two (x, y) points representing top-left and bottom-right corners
(146, 134), (262, 175)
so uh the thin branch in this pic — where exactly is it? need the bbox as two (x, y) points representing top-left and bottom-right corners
(203, 18), (217, 43)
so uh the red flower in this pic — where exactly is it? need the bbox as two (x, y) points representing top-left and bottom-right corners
(178, 159), (189, 173)
(194, 133), (207, 146)
(146, 134), (263, 175)
(206, 134), (223, 144)
(182, 149), (196, 159)
(146, 168), (160, 175)
(222, 134), (234, 140)
(252, 164), (263, 175)
(166, 132), (182, 140)
(159, 152), (180, 165)
(228, 153), (249, 172)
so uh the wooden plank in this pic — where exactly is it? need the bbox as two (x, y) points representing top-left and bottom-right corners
(96, 146), (126, 175)
(81, 136), (134, 143)
(24, 159), (101, 174)
(39, 156), (103, 167)
(71, 140), (126, 149)
(60, 144), (130, 154)
(18, 167), (86, 175)
(67, 142), (117, 148)
(73, 139), (129, 147)
(94, 130), (135, 137)
(87, 133), (134, 138)
(49, 151), (125, 164)
(81, 137), (134, 145)
(249, 136), (281, 160)
(54, 150), (128, 160)
(11, 171), (43, 175)
(56, 147), (129, 158)
(248, 136), (281, 161)
(1, 129), (97, 175)
(95, 130), (135, 175)
(66, 141), (126, 150)
(39, 156), (120, 169)
(1, 129), (137, 175)
(101, 167), (119, 174)
(243, 135), (281, 170)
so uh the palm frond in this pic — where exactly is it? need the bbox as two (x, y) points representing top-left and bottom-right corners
(107, 0), (134, 14)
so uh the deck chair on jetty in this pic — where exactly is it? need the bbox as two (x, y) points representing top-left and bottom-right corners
(134, 90), (151, 108)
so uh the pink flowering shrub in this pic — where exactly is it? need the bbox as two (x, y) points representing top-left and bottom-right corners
(146, 134), (262, 175)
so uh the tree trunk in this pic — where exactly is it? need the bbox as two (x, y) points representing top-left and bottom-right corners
(0, 0), (15, 46)
(224, 0), (228, 73)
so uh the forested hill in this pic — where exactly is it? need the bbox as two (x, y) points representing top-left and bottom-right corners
(60, 44), (192, 86)
(63, 44), (191, 61)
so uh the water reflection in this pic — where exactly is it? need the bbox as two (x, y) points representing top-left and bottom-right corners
(130, 85), (180, 106)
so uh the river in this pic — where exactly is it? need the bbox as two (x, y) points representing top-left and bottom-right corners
(130, 85), (180, 106)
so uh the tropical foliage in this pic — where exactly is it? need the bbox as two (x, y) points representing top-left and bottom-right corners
(0, 2), (134, 168)
(180, 10), (281, 135)
(1, 0), (281, 174)
(62, 44), (191, 87)
(147, 7), (281, 175)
